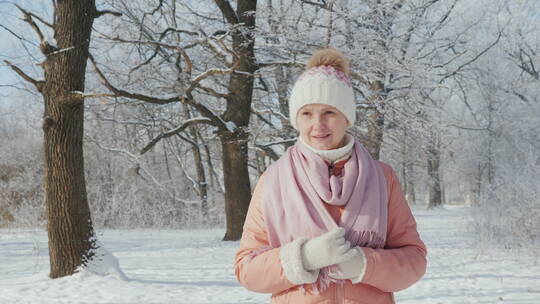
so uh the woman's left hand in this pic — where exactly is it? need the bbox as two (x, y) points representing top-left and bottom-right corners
(328, 247), (366, 283)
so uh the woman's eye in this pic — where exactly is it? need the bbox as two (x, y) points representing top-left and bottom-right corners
(325, 111), (335, 115)
(301, 112), (311, 116)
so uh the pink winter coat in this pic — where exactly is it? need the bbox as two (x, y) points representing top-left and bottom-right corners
(235, 161), (427, 304)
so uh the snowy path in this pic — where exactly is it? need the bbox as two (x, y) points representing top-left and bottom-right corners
(1, 206), (539, 303)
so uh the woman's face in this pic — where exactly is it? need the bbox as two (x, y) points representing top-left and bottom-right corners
(296, 104), (349, 150)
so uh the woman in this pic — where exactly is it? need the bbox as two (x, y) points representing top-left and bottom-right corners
(235, 48), (427, 303)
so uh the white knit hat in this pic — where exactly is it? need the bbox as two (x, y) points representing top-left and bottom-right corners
(289, 64), (356, 129)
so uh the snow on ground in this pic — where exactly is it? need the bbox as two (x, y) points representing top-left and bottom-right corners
(1, 205), (539, 304)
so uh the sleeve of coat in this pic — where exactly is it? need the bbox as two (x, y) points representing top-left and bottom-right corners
(234, 174), (297, 294)
(359, 163), (428, 292)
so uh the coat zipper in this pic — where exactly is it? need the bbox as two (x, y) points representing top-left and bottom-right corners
(335, 282), (344, 304)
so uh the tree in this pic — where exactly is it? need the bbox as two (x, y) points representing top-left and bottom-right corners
(4, 1), (119, 278)
(214, 0), (258, 240)
(86, 0), (257, 240)
(464, 0), (540, 247)
(252, 0), (499, 207)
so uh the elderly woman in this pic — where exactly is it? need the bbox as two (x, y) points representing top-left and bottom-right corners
(235, 48), (427, 303)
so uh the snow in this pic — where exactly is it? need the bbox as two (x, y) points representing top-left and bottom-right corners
(225, 121), (237, 132)
(80, 239), (128, 281)
(1, 206), (539, 304)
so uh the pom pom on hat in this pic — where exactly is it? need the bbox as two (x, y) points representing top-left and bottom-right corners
(289, 48), (356, 129)
(305, 48), (350, 76)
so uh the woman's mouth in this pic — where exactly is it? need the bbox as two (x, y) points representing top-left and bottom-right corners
(311, 134), (331, 140)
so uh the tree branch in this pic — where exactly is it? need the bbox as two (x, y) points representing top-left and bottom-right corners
(95, 10), (123, 18)
(159, 27), (199, 39)
(446, 123), (487, 131)
(253, 145), (279, 161)
(70, 91), (118, 99)
(14, 4), (61, 56)
(251, 105), (288, 122)
(86, 135), (192, 206)
(89, 53), (180, 104)
(88, 53), (230, 133)
(211, 34), (239, 63)
(0, 24), (37, 46)
(188, 64), (238, 91)
(432, 0), (458, 34)
(439, 31), (502, 83)
(503, 88), (530, 104)
(258, 61), (305, 69)
(141, 118), (215, 154)
(14, 4), (54, 29)
(251, 110), (279, 131)
(15, 4), (45, 43)
(254, 138), (297, 160)
(350, 71), (370, 86)
(508, 46), (539, 80)
(257, 138), (297, 147)
(3, 60), (44, 92)
(150, 0), (166, 15)
(299, 0), (329, 9)
(214, 0), (239, 25)
(195, 84), (229, 99)
(100, 35), (193, 73)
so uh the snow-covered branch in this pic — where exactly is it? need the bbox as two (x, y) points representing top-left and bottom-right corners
(140, 118), (215, 155)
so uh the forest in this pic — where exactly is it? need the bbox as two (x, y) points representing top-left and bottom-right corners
(0, 0), (538, 283)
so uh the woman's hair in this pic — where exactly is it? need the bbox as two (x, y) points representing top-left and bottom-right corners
(305, 48), (350, 76)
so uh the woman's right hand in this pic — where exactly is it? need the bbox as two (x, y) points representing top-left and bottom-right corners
(300, 227), (357, 271)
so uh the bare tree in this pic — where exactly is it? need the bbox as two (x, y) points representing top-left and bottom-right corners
(4, 1), (120, 277)
(85, 0), (258, 240)
(214, 0), (258, 240)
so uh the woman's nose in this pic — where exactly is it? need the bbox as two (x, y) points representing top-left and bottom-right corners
(312, 115), (326, 126)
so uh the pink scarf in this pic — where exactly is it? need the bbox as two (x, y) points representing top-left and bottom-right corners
(262, 138), (388, 290)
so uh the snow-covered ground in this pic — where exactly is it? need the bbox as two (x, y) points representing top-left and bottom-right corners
(1, 205), (539, 304)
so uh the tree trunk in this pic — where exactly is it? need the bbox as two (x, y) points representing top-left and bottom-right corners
(182, 104), (209, 219)
(486, 97), (495, 186)
(221, 131), (252, 240)
(203, 139), (219, 193)
(42, 0), (98, 278)
(427, 130), (442, 209)
(471, 162), (484, 206)
(364, 80), (385, 160)
(274, 65), (295, 149)
(193, 142), (209, 219)
(405, 158), (416, 205)
(220, 0), (258, 241)
(401, 128), (416, 205)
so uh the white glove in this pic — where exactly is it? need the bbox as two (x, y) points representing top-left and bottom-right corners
(328, 247), (366, 283)
(300, 227), (357, 271)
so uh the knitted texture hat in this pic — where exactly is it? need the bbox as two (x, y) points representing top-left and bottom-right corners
(289, 48), (356, 129)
